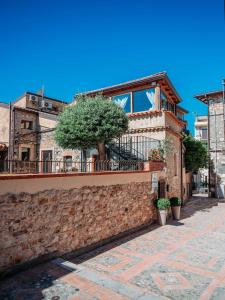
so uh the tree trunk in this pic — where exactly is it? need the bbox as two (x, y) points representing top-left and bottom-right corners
(98, 142), (106, 161)
(82, 149), (87, 172)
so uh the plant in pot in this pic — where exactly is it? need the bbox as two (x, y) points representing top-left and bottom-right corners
(170, 197), (182, 220)
(156, 198), (170, 226)
(148, 148), (164, 162)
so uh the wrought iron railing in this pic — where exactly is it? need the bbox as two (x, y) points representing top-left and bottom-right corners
(0, 159), (145, 174)
(108, 135), (161, 161)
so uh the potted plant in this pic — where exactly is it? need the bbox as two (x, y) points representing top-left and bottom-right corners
(156, 198), (171, 226)
(148, 149), (166, 171)
(170, 197), (182, 220)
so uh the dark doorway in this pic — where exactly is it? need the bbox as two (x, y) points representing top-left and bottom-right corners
(42, 150), (52, 173)
(21, 147), (30, 161)
(158, 179), (166, 198)
(0, 149), (7, 172)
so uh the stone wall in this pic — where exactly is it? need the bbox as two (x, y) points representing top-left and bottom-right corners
(0, 172), (156, 274)
(209, 95), (225, 198)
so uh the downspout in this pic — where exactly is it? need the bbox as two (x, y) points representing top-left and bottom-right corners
(207, 97), (211, 197)
(180, 136), (183, 204)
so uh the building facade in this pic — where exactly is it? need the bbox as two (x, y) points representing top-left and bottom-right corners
(195, 90), (225, 198)
(0, 92), (80, 173)
(75, 72), (189, 200)
(0, 72), (191, 200)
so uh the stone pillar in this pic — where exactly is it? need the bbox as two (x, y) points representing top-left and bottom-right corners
(154, 85), (161, 111)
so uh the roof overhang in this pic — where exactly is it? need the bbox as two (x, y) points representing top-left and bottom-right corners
(195, 90), (223, 104)
(76, 72), (183, 103)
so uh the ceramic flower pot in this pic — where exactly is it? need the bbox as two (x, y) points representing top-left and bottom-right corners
(171, 206), (181, 220)
(158, 209), (167, 226)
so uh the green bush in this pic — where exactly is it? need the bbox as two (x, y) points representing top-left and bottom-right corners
(156, 198), (170, 210)
(170, 197), (182, 206)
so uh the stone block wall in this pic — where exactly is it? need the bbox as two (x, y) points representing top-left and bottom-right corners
(209, 96), (225, 198)
(0, 174), (156, 273)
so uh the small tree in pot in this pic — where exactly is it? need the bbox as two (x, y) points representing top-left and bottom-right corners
(156, 198), (170, 226)
(170, 197), (182, 220)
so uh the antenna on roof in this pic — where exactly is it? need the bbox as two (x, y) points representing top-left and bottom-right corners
(36, 86), (44, 97)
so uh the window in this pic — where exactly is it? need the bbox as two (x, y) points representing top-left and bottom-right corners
(177, 112), (184, 121)
(133, 88), (155, 113)
(21, 120), (33, 130)
(201, 128), (208, 140)
(168, 102), (175, 113)
(112, 93), (131, 113)
(21, 147), (30, 161)
(161, 91), (168, 110)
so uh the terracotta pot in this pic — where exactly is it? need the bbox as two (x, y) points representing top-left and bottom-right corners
(149, 160), (166, 172)
(171, 206), (181, 220)
(158, 209), (167, 226)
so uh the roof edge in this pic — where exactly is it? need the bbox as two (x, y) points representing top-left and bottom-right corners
(75, 71), (183, 103)
(12, 92), (68, 105)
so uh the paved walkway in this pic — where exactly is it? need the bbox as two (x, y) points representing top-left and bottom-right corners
(1, 196), (225, 300)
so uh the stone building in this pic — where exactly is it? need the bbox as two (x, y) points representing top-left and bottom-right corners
(75, 72), (189, 200)
(0, 92), (80, 173)
(195, 90), (225, 198)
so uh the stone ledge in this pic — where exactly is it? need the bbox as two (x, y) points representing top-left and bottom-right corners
(0, 169), (149, 180)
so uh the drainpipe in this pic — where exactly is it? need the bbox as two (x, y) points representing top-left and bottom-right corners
(180, 136), (183, 204)
(207, 97), (211, 197)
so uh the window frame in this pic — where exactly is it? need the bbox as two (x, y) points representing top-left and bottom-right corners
(112, 92), (132, 114)
(21, 120), (33, 130)
(132, 87), (156, 113)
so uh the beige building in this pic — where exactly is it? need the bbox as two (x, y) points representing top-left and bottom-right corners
(194, 115), (208, 142)
(75, 72), (190, 200)
(0, 92), (80, 173)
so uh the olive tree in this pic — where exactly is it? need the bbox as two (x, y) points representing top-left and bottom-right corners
(55, 94), (128, 160)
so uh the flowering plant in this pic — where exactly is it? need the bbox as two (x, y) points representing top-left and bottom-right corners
(148, 148), (164, 162)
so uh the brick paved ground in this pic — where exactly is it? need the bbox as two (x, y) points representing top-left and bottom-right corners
(1, 195), (225, 300)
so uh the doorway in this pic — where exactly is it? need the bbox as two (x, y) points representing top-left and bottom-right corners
(158, 179), (166, 198)
(42, 150), (52, 173)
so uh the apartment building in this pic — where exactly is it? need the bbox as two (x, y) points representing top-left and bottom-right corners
(195, 89), (225, 198)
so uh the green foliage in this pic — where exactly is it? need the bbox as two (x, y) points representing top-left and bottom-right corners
(183, 134), (208, 172)
(170, 197), (182, 206)
(55, 94), (129, 150)
(156, 198), (170, 210)
(148, 148), (164, 161)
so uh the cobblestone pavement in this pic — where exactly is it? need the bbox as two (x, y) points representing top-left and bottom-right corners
(1, 196), (225, 300)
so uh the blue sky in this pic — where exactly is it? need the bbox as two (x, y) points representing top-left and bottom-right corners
(0, 0), (224, 133)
